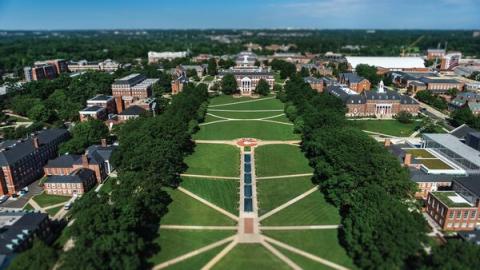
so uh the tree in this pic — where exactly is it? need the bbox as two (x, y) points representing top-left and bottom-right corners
(8, 239), (57, 270)
(270, 59), (296, 79)
(396, 111), (413, 124)
(355, 64), (381, 85)
(300, 67), (310, 77)
(254, 79), (270, 96)
(450, 107), (475, 127)
(207, 58), (217, 76)
(27, 103), (56, 123)
(59, 119), (109, 154)
(422, 240), (480, 270)
(221, 74), (238, 95)
(447, 88), (459, 98)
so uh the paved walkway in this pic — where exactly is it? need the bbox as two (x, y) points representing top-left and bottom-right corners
(261, 225), (341, 230)
(178, 187), (239, 221)
(160, 225), (237, 230)
(180, 173), (240, 180)
(259, 186), (318, 221)
(256, 173), (313, 180)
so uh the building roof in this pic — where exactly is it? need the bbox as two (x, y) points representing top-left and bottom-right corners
(80, 106), (105, 113)
(340, 73), (366, 83)
(346, 56), (425, 69)
(88, 95), (113, 102)
(450, 124), (478, 140)
(86, 144), (116, 162)
(303, 76), (323, 83)
(45, 154), (81, 168)
(45, 168), (94, 184)
(119, 105), (146, 116)
(454, 175), (480, 197)
(0, 211), (48, 255)
(431, 191), (472, 208)
(409, 167), (458, 183)
(423, 133), (480, 168)
(0, 129), (68, 166)
(419, 77), (461, 84)
(112, 73), (146, 86)
(458, 230), (480, 245)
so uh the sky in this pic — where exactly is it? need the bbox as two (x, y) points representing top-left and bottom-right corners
(0, 0), (479, 30)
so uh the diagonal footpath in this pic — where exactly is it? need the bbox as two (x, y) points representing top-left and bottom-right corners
(263, 235), (350, 270)
(160, 225), (237, 230)
(261, 225), (341, 230)
(256, 173), (313, 180)
(209, 97), (276, 108)
(201, 238), (238, 270)
(180, 173), (240, 180)
(261, 239), (301, 270)
(178, 187), (239, 221)
(153, 235), (236, 270)
(259, 186), (318, 221)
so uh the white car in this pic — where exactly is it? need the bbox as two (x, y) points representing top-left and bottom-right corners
(0, 195), (9, 204)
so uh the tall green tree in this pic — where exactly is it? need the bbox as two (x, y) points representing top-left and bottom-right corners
(59, 119), (109, 154)
(221, 74), (238, 95)
(8, 239), (57, 270)
(207, 58), (217, 76)
(254, 79), (270, 96)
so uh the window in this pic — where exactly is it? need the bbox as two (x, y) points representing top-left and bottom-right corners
(464, 211), (469, 219)
(457, 211), (462, 218)
(471, 210), (477, 218)
(449, 211), (454, 219)
(447, 223), (453, 228)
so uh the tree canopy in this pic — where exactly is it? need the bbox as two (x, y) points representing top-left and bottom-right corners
(254, 79), (270, 96)
(221, 73), (238, 95)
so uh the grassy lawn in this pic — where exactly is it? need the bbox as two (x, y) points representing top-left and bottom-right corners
(32, 193), (70, 208)
(274, 72), (285, 84)
(265, 114), (291, 123)
(265, 230), (356, 269)
(100, 177), (115, 193)
(277, 246), (332, 270)
(185, 144), (240, 177)
(255, 145), (312, 177)
(46, 205), (63, 216)
(404, 148), (436, 158)
(181, 177), (239, 214)
(204, 114), (227, 123)
(195, 121), (299, 141)
(352, 120), (419, 137)
(161, 189), (236, 226)
(212, 244), (290, 270)
(207, 111), (284, 119)
(23, 203), (35, 211)
(209, 95), (269, 106)
(165, 243), (227, 270)
(149, 229), (234, 265)
(257, 176), (314, 215)
(261, 190), (341, 226)
(418, 159), (452, 170)
(211, 98), (284, 110)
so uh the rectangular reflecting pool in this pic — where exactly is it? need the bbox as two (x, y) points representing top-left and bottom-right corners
(244, 185), (252, 197)
(244, 163), (251, 173)
(244, 173), (252, 184)
(244, 198), (253, 212)
(244, 154), (251, 163)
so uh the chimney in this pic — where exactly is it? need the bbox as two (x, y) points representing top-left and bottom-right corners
(101, 138), (107, 147)
(404, 153), (412, 166)
(383, 139), (391, 147)
(82, 154), (89, 168)
(33, 137), (40, 149)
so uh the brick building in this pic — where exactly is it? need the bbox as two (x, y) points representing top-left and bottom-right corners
(427, 49), (446, 60)
(426, 176), (480, 231)
(417, 77), (464, 94)
(339, 73), (371, 93)
(79, 95), (116, 122)
(43, 168), (96, 196)
(327, 82), (419, 118)
(0, 129), (69, 195)
(171, 66), (189, 95)
(24, 59), (68, 82)
(67, 59), (121, 72)
(449, 92), (480, 115)
(44, 139), (115, 183)
(111, 73), (158, 113)
(304, 77), (324, 93)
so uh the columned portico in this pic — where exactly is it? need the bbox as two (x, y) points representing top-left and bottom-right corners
(240, 77), (252, 95)
(375, 104), (393, 116)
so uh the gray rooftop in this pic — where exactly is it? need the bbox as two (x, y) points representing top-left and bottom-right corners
(450, 124), (477, 140)
(45, 168), (94, 184)
(423, 133), (480, 168)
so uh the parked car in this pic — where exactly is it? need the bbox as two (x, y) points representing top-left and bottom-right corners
(0, 195), (9, 204)
(64, 202), (73, 210)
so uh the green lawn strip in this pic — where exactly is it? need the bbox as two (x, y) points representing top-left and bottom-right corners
(275, 245), (332, 270)
(32, 193), (70, 208)
(181, 177), (239, 214)
(195, 121), (299, 140)
(149, 229), (234, 265)
(212, 98), (284, 110)
(261, 190), (340, 226)
(209, 95), (262, 105)
(165, 243), (227, 270)
(257, 176), (314, 215)
(404, 148), (436, 158)
(207, 111), (284, 120)
(100, 177), (115, 193)
(204, 114), (228, 123)
(255, 145), (312, 177)
(185, 144), (240, 177)
(352, 120), (419, 137)
(418, 159), (452, 169)
(264, 230), (356, 269)
(22, 203), (35, 211)
(212, 244), (290, 270)
(161, 189), (236, 226)
(46, 205), (63, 217)
(264, 114), (292, 123)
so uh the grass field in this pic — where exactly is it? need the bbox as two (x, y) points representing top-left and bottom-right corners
(261, 190), (340, 226)
(264, 114), (291, 123)
(404, 148), (436, 158)
(204, 114), (227, 123)
(207, 111), (284, 119)
(149, 229), (234, 265)
(276, 246), (331, 270)
(23, 203), (35, 211)
(181, 177), (239, 214)
(212, 244), (290, 270)
(257, 176), (314, 215)
(185, 144), (240, 177)
(418, 159), (452, 170)
(195, 121), (299, 140)
(161, 189), (237, 226)
(46, 205), (63, 216)
(352, 119), (419, 137)
(255, 145), (312, 177)
(32, 193), (70, 208)
(165, 244), (227, 270)
(209, 95), (265, 106)
(210, 98), (284, 110)
(264, 230), (356, 269)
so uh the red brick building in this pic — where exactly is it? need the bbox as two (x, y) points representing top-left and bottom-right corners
(111, 74), (158, 113)
(79, 95), (116, 122)
(43, 168), (96, 196)
(339, 73), (371, 93)
(0, 129), (69, 195)
(304, 77), (324, 93)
